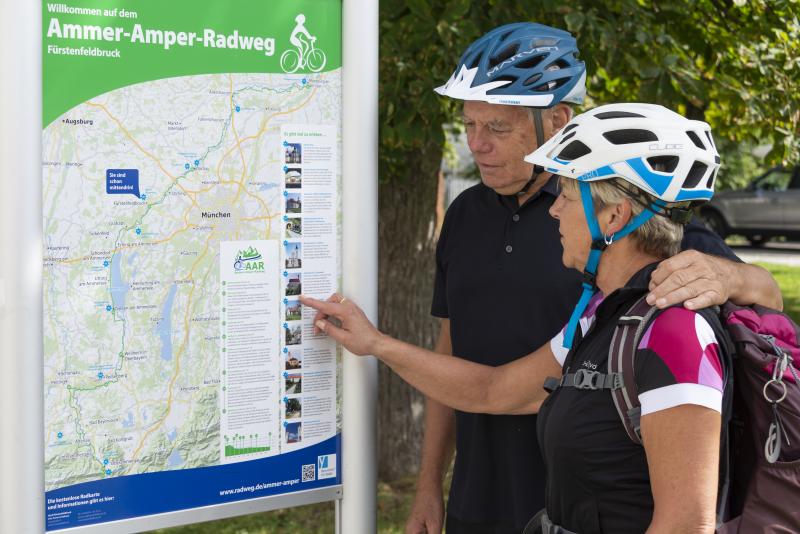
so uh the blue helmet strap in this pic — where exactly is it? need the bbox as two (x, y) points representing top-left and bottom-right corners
(561, 182), (665, 349)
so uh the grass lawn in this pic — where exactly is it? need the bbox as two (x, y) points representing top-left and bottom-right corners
(154, 263), (800, 534)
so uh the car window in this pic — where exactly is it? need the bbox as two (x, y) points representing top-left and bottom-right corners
(755, 169), (792, 191)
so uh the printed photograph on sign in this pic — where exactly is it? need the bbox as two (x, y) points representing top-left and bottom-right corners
(285, 373), (302, 394)
(285, 273), (302, 296)
(285, 299), (302, 321)
(286, 192), (302, 213)
(285, 350), (302, 370)
(285, 168), (302, 189)
(285, 217), (302, 238)
(285, 242), (302, 269)
(285, 142), (302, 164)
(286, 422), (302, 444)
(286, 323), (302, 345)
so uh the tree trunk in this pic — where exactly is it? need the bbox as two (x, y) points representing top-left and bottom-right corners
(377, 141), (443, 481)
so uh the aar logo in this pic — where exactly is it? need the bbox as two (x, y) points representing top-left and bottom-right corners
(234, 246), (265, 273)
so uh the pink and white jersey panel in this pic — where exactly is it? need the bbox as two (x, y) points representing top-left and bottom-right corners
(635, 307), (724, 415)
(550, 292), (605, 366)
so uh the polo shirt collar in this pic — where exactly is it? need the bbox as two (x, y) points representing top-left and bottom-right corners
(497, 174), (560, 211)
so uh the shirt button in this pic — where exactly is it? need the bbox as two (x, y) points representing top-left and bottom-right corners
(512, 214), (520, 222)
(505, 245), (513, 253)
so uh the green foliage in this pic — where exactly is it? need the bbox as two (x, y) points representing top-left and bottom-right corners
(379, 0), (800, 183)
(714, 139), (767, 191)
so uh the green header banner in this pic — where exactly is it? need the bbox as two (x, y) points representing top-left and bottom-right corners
(42, 0), (342, 126)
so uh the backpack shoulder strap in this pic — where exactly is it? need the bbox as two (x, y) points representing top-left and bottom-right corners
(608, 295), (662, 445)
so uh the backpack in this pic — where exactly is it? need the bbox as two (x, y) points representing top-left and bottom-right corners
(609, 297), (800, 533)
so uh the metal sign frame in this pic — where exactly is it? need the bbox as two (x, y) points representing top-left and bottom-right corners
(0, 0), (377, 532)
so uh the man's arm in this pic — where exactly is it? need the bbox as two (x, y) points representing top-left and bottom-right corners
(647, 250), (783, 311)
(406, 320), (455, 534)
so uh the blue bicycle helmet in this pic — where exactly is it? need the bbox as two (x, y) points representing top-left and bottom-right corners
(434, 22), (586, 108)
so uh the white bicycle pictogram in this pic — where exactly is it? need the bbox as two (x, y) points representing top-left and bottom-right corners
(280, 36), (327, 73)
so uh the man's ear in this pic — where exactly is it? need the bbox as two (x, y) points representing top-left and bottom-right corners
(550, 104), (572, 133)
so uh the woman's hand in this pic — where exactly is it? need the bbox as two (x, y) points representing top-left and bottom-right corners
(300, 293), (384, 355)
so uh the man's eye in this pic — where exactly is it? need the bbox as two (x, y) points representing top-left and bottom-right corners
(490, 126), (509, 134)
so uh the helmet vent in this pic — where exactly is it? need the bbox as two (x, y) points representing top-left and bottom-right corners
(559, 131), (577, 145)
(602, 129), (658, 145)
(705, 169), (717, 189)
(561, 123), (578, 135)
(686, 131), (706, 150)
(595, 111), (645, 120)
(705, 130), (715, 149)
(468, 52), (482, 70)
(489, 44), (520, 68)
(486, 75), (518, 91)
(523, 73), (543, 86)
(547, 59), (570, 70)
(647, 156), (680, 173)
(683, 161), (708, 188)
(533, 77), (569, 92)
(517, 55), (547, 70)
(558, 140), (591, 161)
(499, 30), (514, 41)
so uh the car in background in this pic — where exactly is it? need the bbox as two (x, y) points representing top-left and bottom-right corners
(699, 166), (800, 246)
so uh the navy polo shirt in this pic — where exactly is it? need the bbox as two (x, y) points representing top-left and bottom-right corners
(432, 177), (740, 531)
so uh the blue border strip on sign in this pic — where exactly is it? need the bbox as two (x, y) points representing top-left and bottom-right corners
(45, 434), (341, 531)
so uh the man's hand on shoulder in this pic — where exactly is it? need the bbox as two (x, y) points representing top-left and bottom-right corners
(647, 249), (783, 311)
(647, 250), (732, 310)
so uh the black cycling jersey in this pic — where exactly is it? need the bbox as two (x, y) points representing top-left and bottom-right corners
(537, 263), (725, 533)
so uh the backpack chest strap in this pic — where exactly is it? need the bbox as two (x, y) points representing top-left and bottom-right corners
(544, 369), (623, 392)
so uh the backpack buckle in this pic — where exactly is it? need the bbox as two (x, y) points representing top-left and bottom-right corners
(574, 369), (603, 390)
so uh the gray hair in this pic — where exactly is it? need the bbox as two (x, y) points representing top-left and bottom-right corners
(561, 177), (686, 258)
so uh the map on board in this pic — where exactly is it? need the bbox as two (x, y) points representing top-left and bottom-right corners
(42, 71), (340, 491)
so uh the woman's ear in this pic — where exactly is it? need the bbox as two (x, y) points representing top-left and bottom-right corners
(601, 199), (633, 237)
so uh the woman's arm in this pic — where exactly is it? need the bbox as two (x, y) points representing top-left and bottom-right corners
(300, 294), (560, 414)
(641, 404), (720, 534)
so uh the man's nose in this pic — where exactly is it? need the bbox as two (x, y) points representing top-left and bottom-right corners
(467, 128), (491, 154)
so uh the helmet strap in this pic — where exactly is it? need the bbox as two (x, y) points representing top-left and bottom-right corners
(515, 108), (547, 197)
(561, 182), (664, 349)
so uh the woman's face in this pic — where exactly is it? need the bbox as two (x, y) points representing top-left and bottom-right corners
(549, 181), (595, 272)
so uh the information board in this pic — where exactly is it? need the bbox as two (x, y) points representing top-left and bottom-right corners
(41, 1), (342, 530)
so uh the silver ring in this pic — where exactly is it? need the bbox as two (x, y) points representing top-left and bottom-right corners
(763, 379), (788, 404)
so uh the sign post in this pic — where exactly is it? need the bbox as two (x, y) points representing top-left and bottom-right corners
(341, 0), (379, 533)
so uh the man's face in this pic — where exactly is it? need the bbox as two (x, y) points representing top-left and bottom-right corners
(463, 101), (541, 196)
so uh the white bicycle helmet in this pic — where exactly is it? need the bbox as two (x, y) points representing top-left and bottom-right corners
(525, 103), (720, 202)
(526, 103), (721, 349)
